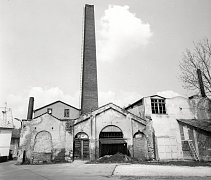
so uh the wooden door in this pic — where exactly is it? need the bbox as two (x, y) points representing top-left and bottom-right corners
(74, 139), (89, 160)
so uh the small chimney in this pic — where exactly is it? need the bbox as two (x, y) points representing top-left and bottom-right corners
(197, 69), (206, 97)
(27, 97), (34, 120)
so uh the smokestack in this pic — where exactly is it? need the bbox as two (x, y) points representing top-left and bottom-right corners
(197, 69), (206, 97)
(81, 4), (98, 114)
(27, 97), (34, 120)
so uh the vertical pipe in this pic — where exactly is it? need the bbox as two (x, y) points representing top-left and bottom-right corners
(197, 69), (206, 97)
(27, 97), (34, 120)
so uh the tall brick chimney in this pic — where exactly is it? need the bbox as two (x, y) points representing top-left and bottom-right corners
(81, 4), (98, 114)
(197, 69), (206, 97)
(27, 97), (34, 120)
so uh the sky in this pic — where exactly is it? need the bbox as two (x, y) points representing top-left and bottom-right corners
(1, 0), (211, 125)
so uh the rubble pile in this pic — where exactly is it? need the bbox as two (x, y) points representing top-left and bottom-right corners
(96, 153), (132, 163)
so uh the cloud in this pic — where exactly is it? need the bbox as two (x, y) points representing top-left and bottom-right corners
(28, 87), (80, 109)
(5, 87), (80, 122)
(156, 90), (185, 98)
(97, 5), (152, 62)
(99, 90), (141, 107)
(4, 87), (142, 128)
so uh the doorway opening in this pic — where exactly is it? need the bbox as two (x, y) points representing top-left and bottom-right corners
(99, 125), (127, 157)
(74, 132), (89, 160)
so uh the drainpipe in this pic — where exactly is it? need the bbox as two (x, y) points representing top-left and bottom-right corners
(197, 69), (206, 97)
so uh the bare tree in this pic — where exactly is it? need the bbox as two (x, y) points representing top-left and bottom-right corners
(179, 38), (211, 95)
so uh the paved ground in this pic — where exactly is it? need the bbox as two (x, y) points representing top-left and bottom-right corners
(0, 160), (211, 180)
(114, 164), (211, 177)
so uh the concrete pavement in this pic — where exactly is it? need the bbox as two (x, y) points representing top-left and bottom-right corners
(114, 164), (211, 177)
(0, 160), (211, 180)
(0, 160), (119, 180)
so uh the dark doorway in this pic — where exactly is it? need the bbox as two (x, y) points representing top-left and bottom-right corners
(74, 132), (89, 160)
(100, 142), (127, 157)
(99, 125), (127, 157)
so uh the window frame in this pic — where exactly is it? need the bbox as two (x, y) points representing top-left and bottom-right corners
(151, 98), (166, 114)
(64, 109), (70, 117)
(47, 108), (52, 114)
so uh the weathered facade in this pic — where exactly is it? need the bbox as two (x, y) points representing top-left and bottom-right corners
(126, 95), (211, 161)
(178, 119), (211, 161)
(18, 102), (151, 164)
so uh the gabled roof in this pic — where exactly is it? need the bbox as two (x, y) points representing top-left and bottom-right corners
(125, 98), (144, 110)
(34, 100), (80, 112)
(125, 95), (166, 109)
(150, 95), (166, 99)
(75, 103), (147, 126)
(33, 112), (78, 121)
(177, 119), (211, 133)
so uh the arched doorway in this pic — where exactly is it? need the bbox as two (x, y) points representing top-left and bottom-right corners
(99, 125), (127, 157)
(74, 132), (89, 160)
(33, 131), (52, 163)
(133, 131), (147, 160)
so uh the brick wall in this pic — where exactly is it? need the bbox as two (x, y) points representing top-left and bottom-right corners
(81, 5), (98, 114)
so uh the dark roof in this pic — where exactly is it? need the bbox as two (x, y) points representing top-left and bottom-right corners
(177, 119), (211, 133)
(12, 129), (21, 138)
(125, 98), (143, 110)
(34, 100), (80, 112)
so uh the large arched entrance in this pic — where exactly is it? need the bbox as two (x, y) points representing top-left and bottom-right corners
(74, 132), (89, 160)
(99, 125), (127, 157)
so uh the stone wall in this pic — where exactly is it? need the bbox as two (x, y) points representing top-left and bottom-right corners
(18, 114), (73, 164)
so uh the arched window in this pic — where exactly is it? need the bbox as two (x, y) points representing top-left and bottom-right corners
(99, 125), (123, 138)
(75, 132), (89, 139)
(133, 131), (144, 138)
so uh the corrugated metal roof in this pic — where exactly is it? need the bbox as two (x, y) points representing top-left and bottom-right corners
(177, 119), (211, 133)
(99, 138), (127, 144)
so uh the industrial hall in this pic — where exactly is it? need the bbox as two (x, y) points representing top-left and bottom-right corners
(17, 4), (211, 164)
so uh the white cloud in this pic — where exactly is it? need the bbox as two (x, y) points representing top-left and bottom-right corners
(28, 87), (80, 109)
(97, 5), (152, 62)
(156, 90), (185, 98)
(4, 87), (80, 122)
(99, 90), (141, 107)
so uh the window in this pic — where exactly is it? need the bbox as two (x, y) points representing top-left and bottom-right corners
(47, 108), (52, 114)
(64, 109), (69, 117)
(151, 98), (166, 114)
